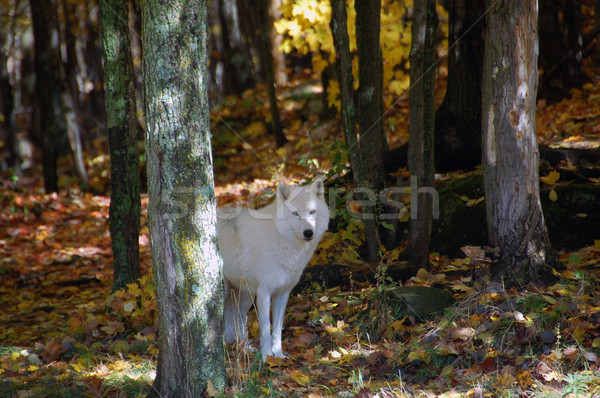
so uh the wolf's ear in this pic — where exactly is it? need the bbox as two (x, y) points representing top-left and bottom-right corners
(311, 178), (325, 200)
(277, 182), (292, 201)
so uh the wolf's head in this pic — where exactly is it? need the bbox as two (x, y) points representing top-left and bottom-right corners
(274, 179), (329, 244)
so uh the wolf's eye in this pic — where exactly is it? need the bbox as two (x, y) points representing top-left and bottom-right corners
(309, 209), (316, 215)
(292, 210), (300, 218)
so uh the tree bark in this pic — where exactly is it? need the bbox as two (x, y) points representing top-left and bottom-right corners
(30, 0), (61, 193)
(354, 0), (386, 263)
(434, 0), (484, 172)
(407, 0), (438, 267)
(482, 0), (554, 287)
(101, 0), (141, 292)
(140, 0), (227, 396)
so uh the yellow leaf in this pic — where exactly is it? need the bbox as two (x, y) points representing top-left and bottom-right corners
(407, 351), (422, 361)
(549, 189), (558, 202)
(70, 362), (85, 373)
(294, 137), (310, 150)
(389, 79), (409, 95)
(541, 171), (560, 185)
(416, 268), (429, 279)
(276, 147), (287, 157)
(290, 369), (310, 386)
(109, 359), (131, 372)
(326, 79), (340, 111)
(241, 121), (267, 138)
(441, 365), (454, 377)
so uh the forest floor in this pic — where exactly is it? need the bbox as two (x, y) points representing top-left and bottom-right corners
(2, 63), (600, 397)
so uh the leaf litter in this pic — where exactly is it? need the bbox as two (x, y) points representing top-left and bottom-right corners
(2, 66), (600, 397)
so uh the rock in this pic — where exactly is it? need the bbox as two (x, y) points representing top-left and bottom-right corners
(385, 286), (455, 317)
(540, 330), (556, 344)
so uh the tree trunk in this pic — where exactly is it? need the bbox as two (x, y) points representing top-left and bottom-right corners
(30, 0), (61, 193)
(0, 22), (18, 176)
(482, 0), (554, 287)
(83, 2), (107, 133)
(594, 0), (600, 65)
(354, 0), (386, 263)
(330, 0), (358, 177)
(563, 0), (585, 88)
(407, 0), (438, 267)
(101, 0), (141, 292)
(61, 0), (89, 187)
(538, 0), (585, 101)
(218, 0), (256, 95)
(434, 0), (484, 172)
(140, 0), (227, 396)
(269, 0), (287, 86)
(257, 0), (287, 147)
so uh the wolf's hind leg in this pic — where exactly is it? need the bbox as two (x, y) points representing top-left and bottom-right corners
(224, 284), (253, 345)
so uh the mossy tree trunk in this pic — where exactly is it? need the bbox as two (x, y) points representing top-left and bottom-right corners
(101, 0), (141, 292)
(140, 0), (227, 396)
(354, 0), (386, 263)
(407, 0), (438, 267)
(482, 0), (554, 287)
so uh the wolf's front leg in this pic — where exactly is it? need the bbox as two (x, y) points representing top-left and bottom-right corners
(256, 287), (273, 361)
(271, 290), (290, 358)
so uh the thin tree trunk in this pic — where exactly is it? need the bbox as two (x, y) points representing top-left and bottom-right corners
(84, 2), (107, 133)
(61, 0), (89, 187)
(483, 0), (554, 287)
(331, 0), (358, 172)
(218, 0), (256, 95)
(563, 0), (585, 88)
(407, 0), (438, 267)
(594, 0), (600, 65)
(0, 19), (18, 176)
(140, 0), (227, 396)
(354, 0), (386, 263)
(101, 0), (141, 292)
(269, 0), (286, 86)
(257, 0), (287, 147)
(30, 0), (61, 193)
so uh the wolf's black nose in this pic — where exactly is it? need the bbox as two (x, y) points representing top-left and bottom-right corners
(303, 229), (314, 240)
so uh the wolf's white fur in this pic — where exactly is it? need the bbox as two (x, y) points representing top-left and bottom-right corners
(218, 179), (329, 360)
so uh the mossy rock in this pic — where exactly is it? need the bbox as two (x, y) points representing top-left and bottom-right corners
(385, 286), (455, 318)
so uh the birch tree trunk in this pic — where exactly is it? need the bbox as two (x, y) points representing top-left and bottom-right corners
(482, 0), (554, 286)
(140, 0), (227, 396)
(101, 0), (141, 292)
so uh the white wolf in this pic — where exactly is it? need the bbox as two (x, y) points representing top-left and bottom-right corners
(218, 179), (329, 361)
